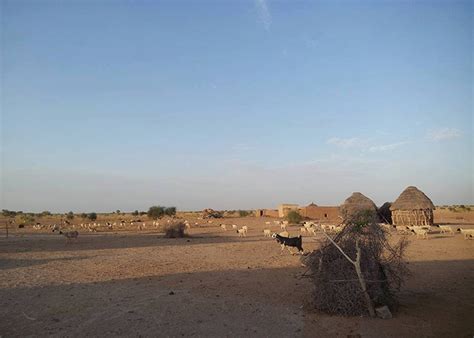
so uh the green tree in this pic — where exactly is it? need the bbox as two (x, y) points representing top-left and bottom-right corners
(132, 210), (139, 216)
(238, 210), (250, 217)
(164, 207), (177, 216)
(88, 212), (97, 221)
(148, 206), (165, 220)
(66, 211), (74, 220)
(286, 210), (303, 224)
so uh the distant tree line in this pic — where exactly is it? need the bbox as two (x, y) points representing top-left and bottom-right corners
(1, 208), (178, 221)
(147, 206), (177, 220)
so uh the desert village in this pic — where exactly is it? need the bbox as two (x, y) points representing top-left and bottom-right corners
(1, 185), (473, 337)
(2, 1), (472, 336)
(257, 186), (435, 228)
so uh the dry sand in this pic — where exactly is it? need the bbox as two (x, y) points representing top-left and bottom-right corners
(0, 217), (473, 337)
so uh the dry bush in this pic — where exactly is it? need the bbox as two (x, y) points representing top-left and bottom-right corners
(305, 211), (409, 316)
(161, 221), (187, 238)
(202, 208), (223, 219)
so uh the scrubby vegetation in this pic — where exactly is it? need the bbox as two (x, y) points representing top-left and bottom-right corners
(147, 206), (177, 220)
(161, 221), (186, 238)
(2, 209), (17, 217)
(238, 210), (251, 217)
(202, 208), (223, 218)
(286, 210), (303, 224)
(305, 211), (409, 317)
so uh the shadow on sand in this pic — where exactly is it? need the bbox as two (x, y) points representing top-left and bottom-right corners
(0, 259), (472, 337)
(0, 231), (266, 254)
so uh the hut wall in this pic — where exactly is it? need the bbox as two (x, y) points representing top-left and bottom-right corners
(300, 205), (341, 222)
(391, 209), (434, 226)
(255, 209), (280, 218)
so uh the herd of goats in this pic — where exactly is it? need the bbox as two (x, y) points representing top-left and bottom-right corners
(22, 217), (474, 245)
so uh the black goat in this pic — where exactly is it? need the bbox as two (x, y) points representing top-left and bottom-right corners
(272, 233), (304, 254)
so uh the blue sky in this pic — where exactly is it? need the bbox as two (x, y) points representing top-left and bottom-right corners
(1, 0), (472, 212)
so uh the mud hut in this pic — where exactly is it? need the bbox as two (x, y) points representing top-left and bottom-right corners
(390, 186), (434, 226)
(340, 192), (378, 221)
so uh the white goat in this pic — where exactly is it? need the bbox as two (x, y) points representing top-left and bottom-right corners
(263, 229), (271, 237)
(237, 228), (246, 237)
(220, 224), (227, 231)
(437, 225), (454, 235)
(412, 228), (429, 239)
(457, 228), (474, 239)
(395, 225), (408, 233)
(242, 225), (248, 233)
(232, 224), (238, 230)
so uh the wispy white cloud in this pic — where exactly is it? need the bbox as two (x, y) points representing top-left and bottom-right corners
(427, 128), (462, 141)
(327, 137), (367, 148)
(368, 141), (408, 152)
(255, 0), (271, 31)
(327, 137), (409, 153)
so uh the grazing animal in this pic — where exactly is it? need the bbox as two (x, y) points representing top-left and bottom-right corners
(242, 225), (248, 233)
(280, 223), (287, 230)
(263, 229), (271, 237)
(265, 221), (271, 225)
(457, 228), (474, 239)
(237, 229), (246, 237)
(52, 224), (60, 232)
(395, 225), (408, 233)
(232, 224), (238, 230)
(300, 227), (307, 233)
(411, 228), (429, 239)
(272, 233), (303, 254)
(436, 225), (454, 235)
(220, 224), (227, 231)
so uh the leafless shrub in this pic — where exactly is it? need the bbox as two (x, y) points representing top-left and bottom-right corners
(305, 211), (409, 316)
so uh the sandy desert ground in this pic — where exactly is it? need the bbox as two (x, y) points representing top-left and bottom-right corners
(0, 217), (473, 337)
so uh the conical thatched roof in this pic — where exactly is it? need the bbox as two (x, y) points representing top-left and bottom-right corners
(307, 202), (318, 207)
(390, 186), (434, 211)
(340, 192), (378, 220)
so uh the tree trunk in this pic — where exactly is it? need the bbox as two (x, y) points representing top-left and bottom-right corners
(355, 239), (375, 317)
(322, 233), (376, 317)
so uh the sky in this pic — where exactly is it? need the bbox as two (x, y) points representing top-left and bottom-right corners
(1, 0), (473, 212)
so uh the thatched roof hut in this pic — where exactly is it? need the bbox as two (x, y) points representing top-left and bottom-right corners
(340, 192), (378, 221)
(390, 186), (435, 226)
